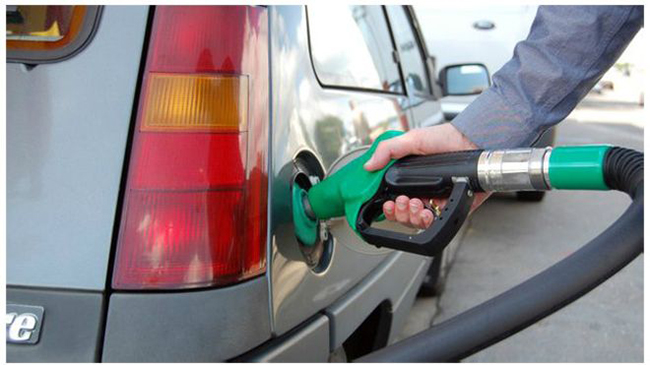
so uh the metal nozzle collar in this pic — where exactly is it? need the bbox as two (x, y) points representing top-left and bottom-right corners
(477, 147), (552, 192)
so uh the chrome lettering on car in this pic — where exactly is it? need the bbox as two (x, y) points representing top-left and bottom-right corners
(6, 304), (44, 344)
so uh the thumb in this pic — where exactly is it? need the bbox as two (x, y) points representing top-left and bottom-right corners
(364, 133), (417, 171)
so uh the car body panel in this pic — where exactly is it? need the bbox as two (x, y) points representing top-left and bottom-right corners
(7, 5), (442, 361)
(102, 277), (271, 362)
(408, 97), (445, 128)
(325, 251), (428, 349)
(237, 315), (331, 362)
(6, 6), (148, 290)
(268, 6), (431, 336)
(439, 94), (478, 120)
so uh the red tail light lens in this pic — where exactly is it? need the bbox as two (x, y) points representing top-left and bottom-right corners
(113, 6), (268, 290)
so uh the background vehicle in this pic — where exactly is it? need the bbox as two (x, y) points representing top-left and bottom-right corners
(6, 5), (474, 361)
(415, 5), (555, 201)
(414, 5), (538, 120)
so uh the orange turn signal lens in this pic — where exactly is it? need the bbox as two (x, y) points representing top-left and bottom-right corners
(140, 73), (248, 132)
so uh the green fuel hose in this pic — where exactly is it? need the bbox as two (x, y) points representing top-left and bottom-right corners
(294, 131), (633, 254)
(356, 146), (643, 362)
(290, 130), (642, 361)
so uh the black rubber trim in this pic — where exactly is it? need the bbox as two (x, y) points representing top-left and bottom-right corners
(358, 147), (643, 362)
(7, 287), (104, 362)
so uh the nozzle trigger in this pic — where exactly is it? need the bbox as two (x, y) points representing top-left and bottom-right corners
(355, 180), (474, 257)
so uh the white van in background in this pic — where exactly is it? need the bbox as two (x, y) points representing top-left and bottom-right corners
(414, 5), (538, 120)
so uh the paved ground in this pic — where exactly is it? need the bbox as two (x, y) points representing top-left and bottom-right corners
(400, 92), (644, 362)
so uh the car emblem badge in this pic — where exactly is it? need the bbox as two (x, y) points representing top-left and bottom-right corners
(6, 304), (44, 345)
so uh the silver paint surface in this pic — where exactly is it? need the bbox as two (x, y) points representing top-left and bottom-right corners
(7, 6), (149, 289)
(268, 6), (439, 335)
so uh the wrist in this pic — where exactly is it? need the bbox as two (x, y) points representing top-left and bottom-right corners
(444, 123), (479, 151)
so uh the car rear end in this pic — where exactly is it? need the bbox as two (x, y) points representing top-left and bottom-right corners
(7, 5), (274, 361)
(7, 5), (433, 362)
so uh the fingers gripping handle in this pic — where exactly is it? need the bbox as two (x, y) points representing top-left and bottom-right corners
(353, 151), (482, 257)
(356, 181), (475, 257)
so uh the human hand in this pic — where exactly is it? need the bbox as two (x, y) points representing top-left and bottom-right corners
(364, 123), (491, 229)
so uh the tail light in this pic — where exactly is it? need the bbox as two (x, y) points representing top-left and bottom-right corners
(112, 6), (269, 290)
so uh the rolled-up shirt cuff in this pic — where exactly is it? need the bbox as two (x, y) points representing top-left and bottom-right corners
(450, 88), (540, 149)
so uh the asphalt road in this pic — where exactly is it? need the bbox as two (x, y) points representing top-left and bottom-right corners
(401, 100), (644, 362)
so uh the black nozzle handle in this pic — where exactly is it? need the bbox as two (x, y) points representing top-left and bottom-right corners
(354, 150), (482, 257)
(383, 150), (484, 197)
(356, 180), (474, 257)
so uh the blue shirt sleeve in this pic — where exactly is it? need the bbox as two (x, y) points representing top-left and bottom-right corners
(451, 5), (643, 149)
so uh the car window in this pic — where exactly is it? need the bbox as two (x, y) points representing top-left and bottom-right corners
(6, 5), (102, 64)
(307, 5), (403, 94)
(386, 6), (431, 96)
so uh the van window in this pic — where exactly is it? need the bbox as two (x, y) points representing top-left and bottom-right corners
(386, 6), (431, 96)
(307, 5), (403, 94)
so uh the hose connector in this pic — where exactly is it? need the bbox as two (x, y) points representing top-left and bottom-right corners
(477, 147), (552, 192)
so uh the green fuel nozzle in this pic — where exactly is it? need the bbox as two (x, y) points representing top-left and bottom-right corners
(292, 130), (403, 246)
(293, 130), (613, 256)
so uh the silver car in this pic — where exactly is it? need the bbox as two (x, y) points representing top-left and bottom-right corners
(7, 5), (468, 361)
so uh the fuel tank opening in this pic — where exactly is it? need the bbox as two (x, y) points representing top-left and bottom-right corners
(291, 154), (332, 272)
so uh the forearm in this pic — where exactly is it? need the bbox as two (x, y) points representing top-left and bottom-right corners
(452, 5), (643, 149)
